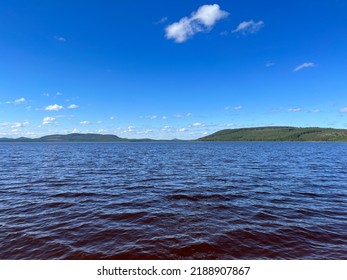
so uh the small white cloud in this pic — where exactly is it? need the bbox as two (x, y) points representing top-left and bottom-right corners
(56, 92), (62, 96)
(165, 4), (229, 43)
(45, 104), (63, 111)
(11, 123), (21, 128)
(265, 62), (275, 67)
(293, 62), (316, 72)
(54, 36), (66, 42)
(42, 117), (56, 125)
(67, 104), (79, 109)
(225, 105), (242, 110)
(232, 20), (264, 35)
(43, 93), (50, 97)
(10, 121), (30, 128)
(110, 116), (116, 120)
(191, 122), (205, 127)
(149, 115), (157, 120)
(14, 98), (26, 104)
(340, 107), (347, 113)
(174, 113), (192, 118)
(155, 17), (168, 24)
(162, 116), (167, 120)
(288, 108), (302, 112)
(80, 121), (91, 125)
(313, 109), (320, 113)
(72, 128), (79, 133)
(179, 128), (188, 132)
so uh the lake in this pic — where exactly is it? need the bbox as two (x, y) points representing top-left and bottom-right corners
(0, 142), (346, 259)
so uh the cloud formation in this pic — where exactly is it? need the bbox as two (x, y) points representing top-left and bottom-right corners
(191, 122), (205, 127)
(174, 113), (193, 118)
(45, 104), (63, 111)
(165, 4), (229, 43)
(54, 36), (66, 42)
(340, 107), (347, 113)
(225, 105), (242, 110)
(232, 20), (264, 35)
(68, 104), (79, 109)
(288, 108), (302, 112)
(42, 117), (56, 125)
(155, 17), (168, 24)
(293, 62), (316, 72)
(14, 98), (26, 104)
(0, 121), (30, 128)
(265, 62), (275, 67)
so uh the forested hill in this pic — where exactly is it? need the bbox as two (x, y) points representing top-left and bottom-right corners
(198, 127), (347, 142)
(0, 133), (153, 142)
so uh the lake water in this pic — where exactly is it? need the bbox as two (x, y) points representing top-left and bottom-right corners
(0, 142), (347, 259)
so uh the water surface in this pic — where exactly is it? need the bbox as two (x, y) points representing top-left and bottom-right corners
(1, 142), (346, 259)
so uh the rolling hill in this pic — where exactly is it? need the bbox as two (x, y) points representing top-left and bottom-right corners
(198, 126), (347, 142)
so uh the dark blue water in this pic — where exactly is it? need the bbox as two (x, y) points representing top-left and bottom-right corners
(1, 142), (347, 259)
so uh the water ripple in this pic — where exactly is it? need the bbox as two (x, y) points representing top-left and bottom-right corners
(1, 142), (347, 259)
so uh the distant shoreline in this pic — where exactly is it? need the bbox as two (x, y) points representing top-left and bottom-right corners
(1, 126), (347, 142)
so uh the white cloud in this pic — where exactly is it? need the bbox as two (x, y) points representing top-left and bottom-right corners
(42, 117), (56, 125)
(56, 92), (62, 96)
(225, 105), (242, 110)
(110, 116), (116, 120)
(293, 62), (316, 72)
(45, 104), (63, 111)
(165, 4), (229, 43)
(313, 109), (320, 113)
(265, 62), (275, 67)
(149, 115), (157, 120)
(288, 108), (302, 112)
(54, 36), (66, 42)
(155, 17), (168, 24)
(14, 98), (26, 104)
(162, 116), (167, 120)
(127, 126), (135, 132)
(0, 121), (30, 128)
(192, 122), (205, 127)
(174, 113), (193, 118)
(232, 20), (264, 35)
(80, 121), (91, 125)
(179, 128), (188, 132)
(67, 104), (79, 109)
(11, 122), (30, 128)
(340, 107), (347, 113)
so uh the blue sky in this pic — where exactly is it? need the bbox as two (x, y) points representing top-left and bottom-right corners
(1, 0), (347, 139)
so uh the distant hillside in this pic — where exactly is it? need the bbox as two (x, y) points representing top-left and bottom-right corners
(38, 133), (124, 142)
(2, 127), (347, 142)
(0, 133), (152, 142)
(198, 126), (347, 142)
